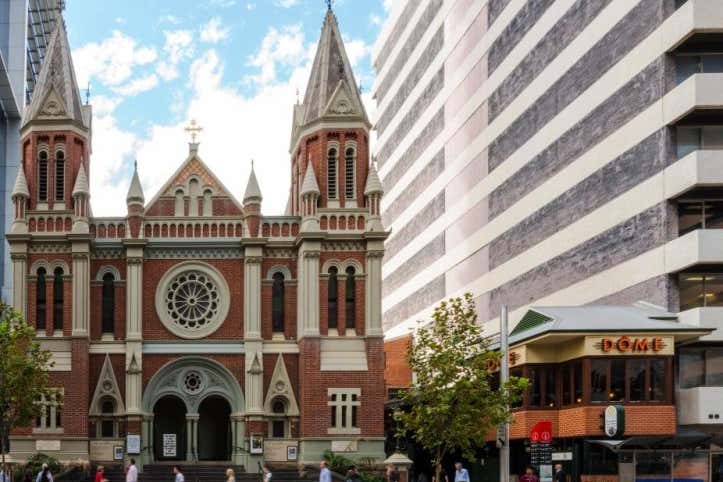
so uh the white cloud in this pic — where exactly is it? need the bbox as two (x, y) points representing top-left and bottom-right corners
(112, 74), (159, 96)
(370, 13), (383, 26)
(207, 0), (237, 6)
(246, 24), (308, 85)
(91, 95), (122, 116)
(156, 61), (178, 81)
(246, 2), (256, 10)
(73, 31), (157, 87)
(383, 0), (396, 11)
(274, 0), (298, 7)
(200, 17), (230, 44)
(342, 38), (371, 67)
(154, 29), (194, 81)
(159, 14), (182, 25)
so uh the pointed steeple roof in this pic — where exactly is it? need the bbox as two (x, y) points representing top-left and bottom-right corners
(12, 167), (30, 198)
(300, 164), (320, 196)
(364, 161), (383, 196)
(126, 162), (144, 205)
(72, 163), (89, 196)
(243, 162), (262, 204)
(299, 8), (368, 127)
(23, 19), (87, 129)
(263, 355), (300, 416)
(89, 355), (126, 416)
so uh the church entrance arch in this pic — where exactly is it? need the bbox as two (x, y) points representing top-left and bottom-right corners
(143, 357), (245, 463)
(198, 396), (232, 461)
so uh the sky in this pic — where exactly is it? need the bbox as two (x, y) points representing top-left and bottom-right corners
(64, 0), (393, 216)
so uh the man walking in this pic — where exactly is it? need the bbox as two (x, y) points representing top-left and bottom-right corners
(126, 459), (138, 482)
(454, 463), (469, 482)
(319, 461), (331, 482)
(554, 465), (566, 482)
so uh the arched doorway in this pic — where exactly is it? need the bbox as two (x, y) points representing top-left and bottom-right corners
(197, 396), (231, 461)
(153, 396), (186, 461)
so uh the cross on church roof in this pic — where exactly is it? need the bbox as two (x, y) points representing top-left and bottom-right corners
(184, 119), (203, 144)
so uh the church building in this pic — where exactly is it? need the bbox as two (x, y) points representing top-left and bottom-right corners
(5, 7), (387, 467)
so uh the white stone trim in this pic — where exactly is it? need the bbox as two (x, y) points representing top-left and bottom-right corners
(341, 258), (363, 275)
(142, 342), (245, 354)
(154, 261), (231, 339)
(327, 140), (340, 201)
(266, 265), (292, 280)
(327, 387), (361, 435)
(321, 258), (342, 274)
(95, 265), (122, 281)
(89, 342), (126, 354)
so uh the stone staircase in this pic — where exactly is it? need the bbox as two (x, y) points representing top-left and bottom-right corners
(140, 464), (247, 482)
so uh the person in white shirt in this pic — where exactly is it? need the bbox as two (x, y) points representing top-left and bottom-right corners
(36, 464), (53, 482)
(262, 465), (272, 482)
(319, 461), (331, 482)
(173, 466), (184, 482)
(126, 459), (138, 482)
(454, 463), (469, 482)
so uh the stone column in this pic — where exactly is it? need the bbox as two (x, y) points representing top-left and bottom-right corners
(185, 415), (197, 461)
(365, 240), (385, 337)
(125, 242), (145, 417)
(297, 240), (321, 338)
(71, 238), (91, 336)
(230, 414), (244, 465)
(10, 248), (27, 318)
(243, 245), (263, 339)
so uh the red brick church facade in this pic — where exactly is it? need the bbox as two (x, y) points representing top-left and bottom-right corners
(6, 8), (387, 467)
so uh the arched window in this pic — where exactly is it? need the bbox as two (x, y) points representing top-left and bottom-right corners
(345, 266), (356, 329)
(189, 179), (199, 216)
(328, 267), (338, 329)
(272, 272), (285, 333)
(53, 267), (64, 330)
(271, 398), (286, 438)
(102, 273), (115, 334)
(55, 150), (65, 201)
(327, 147), (338, 199)
(174, 189), (184, 216)
(344, 147), (355, 199)
(100, 398), (116, 438)
(38, 151), (48, 201)
(202, 189), (213, 216)
(36, 267), (47, 330)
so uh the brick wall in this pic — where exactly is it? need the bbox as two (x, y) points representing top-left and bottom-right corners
(384, 335), (413, 390)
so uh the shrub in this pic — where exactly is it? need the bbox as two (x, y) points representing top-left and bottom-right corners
(26, 453), (62, 477)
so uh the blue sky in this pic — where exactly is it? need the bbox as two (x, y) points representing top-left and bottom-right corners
(64, 0), (391, 216)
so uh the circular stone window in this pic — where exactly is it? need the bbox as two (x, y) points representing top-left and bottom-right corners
(182, 370), (205, 395)
(155, 263), (230, 339)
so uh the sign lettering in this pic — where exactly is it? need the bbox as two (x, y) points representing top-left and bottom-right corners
(600, 336), (664, 353)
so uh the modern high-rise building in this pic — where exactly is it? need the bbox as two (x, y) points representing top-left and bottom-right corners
(374, 0), (723, 376)
(1, 0), (63, 303)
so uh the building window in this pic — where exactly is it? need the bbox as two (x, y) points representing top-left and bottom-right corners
(202, 189), (213, 216)
(35, 391), (62, 432)
(344, 147), (355, 199)
(560, 360), (584, 406)
(327, 147), (338, 199)
(675, 54), (723, 84)
(188, 179), (199, 216)
(678, 200), (723, 236)
(591, 358), (667, 403)
(345, 266), (356, 330)
(55, 150), (65, 201)
(53, 267), (63, 331)
(328, 388), (360, 434)
(272, 272), (285, 333)
(527, 366), (557, 408)
(100, 399), (116, 438)
(38, 151), (48, 201)
(270, 398), (287, 439)
(174, 189), (184, 216)
(36, 267), (47, 330)
(102, 273), (115, 334)
(680, 347), (723, 388)
(680, 273), (723, 311)
(676, 126), (723, 159)
(328, 267), (338, 330)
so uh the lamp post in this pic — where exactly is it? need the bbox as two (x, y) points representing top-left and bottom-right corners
(500, 305), (510, 482)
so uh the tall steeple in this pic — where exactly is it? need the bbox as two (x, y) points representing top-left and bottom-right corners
(22, 18), (89, 131)
(297, 7), (368, 128)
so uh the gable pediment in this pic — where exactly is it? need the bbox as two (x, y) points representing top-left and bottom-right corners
(321, 81), (363, 120)
(263, 354), (299, 416)
(89, 355), (126, 416)
(37, 87), (69, 120)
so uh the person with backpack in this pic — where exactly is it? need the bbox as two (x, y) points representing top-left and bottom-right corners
(36, 464), (53, 482)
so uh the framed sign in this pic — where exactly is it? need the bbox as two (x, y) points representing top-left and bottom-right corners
(604, 405), (625, 438)
(287, 446), (298, 461)
(163, 433), (177, 457)
(126, 435), (141, 455)
(250, 435), (263, 455)
(113, 446), (124, 461)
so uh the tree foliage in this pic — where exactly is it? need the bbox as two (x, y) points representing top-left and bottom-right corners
(395, 294), (528, 479)
(0, 302), (55, 464)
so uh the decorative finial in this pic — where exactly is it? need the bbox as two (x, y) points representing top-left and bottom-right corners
(295, 87), (299, 104)
(134, 159), (138, 170)
(337, 58), (344, 76)
(325, 0), (333, 10)
(251, 158), (254, 169)
(358, 81), (363, 94)
(85, 82), (91, 105)
(184, 119), (203, 144)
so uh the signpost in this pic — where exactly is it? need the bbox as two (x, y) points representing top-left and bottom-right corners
(530, 420), (553, 482)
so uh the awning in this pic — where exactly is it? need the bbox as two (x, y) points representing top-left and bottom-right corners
(587, 431), (713, 451)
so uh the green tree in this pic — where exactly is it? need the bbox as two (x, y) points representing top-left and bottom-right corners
(395, 294), (528, 481)
(0, 302), (55, 465)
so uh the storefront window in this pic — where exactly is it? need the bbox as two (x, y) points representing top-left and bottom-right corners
(636, 452), (671, 482)
(673, 453), (709, 482)
(610, 360), (625, 402)
(629, 359), (647, 401)
(590, 358), (668, 403)
(562, 364), (571, 405)
(591, 359), (608, 402)
(680, 347), (723, 388)
(527, 366), (557, 408)
(680, 274), (723, 311)
(650, 359), (665, 401)
(573, 360), (583, 404)
(544, 368), (557, 407)
(529, 367), (541, 407)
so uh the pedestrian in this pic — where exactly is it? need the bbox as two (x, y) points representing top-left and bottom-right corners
(24, 467), (33, 482)
(173, 466), (184, 482)
(126, 459), (138, 482)
(36, 463), (53, 482)
(262, 465), (272, 482)
(0, 463), (10, 482)
(454, 463), (469, 482)
(226, 468), (236, 482)
(520, 467), (539, 482)
(94, 466), (104, 482)
(319, 461), (331, 482)
(346, 466), (361, 482)
(417, 472), (428, 482)
(554, 465), (566, 482)
(389, 465), (400, 482)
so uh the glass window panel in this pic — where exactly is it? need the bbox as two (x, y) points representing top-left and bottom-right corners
(562, 364), (571, 405)
(680, 274), (706, 311)
(101, 420), (114, 438)
(629, 359), (647, 401)
(272, 420), (285, 438)
(679, 202), (704, 235)
(706, 201), (723, 229)
(573, 360), (583, 404)
(544, 368), (557, 408)
(674, 453), (709, 482)
(636, 452), (672, 482)
(706, 348), (723, 387)
(677, 127), (701, 159)
(676, 55), (701, 84)
(702, 54), (723, 74)
(702, 126), (723, 150)
(529, 367), (541, 407)
(680, 348), (705, 388)
(610, 359), (625, 402)
(650, 359), (665, 401)
(591, 360), (608, 402)
(706, 275), (723, 307)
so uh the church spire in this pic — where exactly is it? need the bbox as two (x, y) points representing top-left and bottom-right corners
(23, 18), (88, 130)
(298, 7), (368, 127)
(126, 162), (145, 206)
(243, 161), (263, 205)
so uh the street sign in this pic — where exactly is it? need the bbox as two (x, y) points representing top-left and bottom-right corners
(604, 405), (625, 438)
(530, 421), (553, 468)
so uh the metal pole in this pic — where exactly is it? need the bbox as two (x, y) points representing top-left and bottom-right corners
(500, 305), (510, 482)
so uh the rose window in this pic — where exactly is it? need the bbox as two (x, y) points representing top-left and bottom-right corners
(183, 371), (204, 395)
(165, 271), (219, 331)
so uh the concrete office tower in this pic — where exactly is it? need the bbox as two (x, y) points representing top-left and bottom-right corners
(1, 0), (63, 302)
(373, 0), (723, 390)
